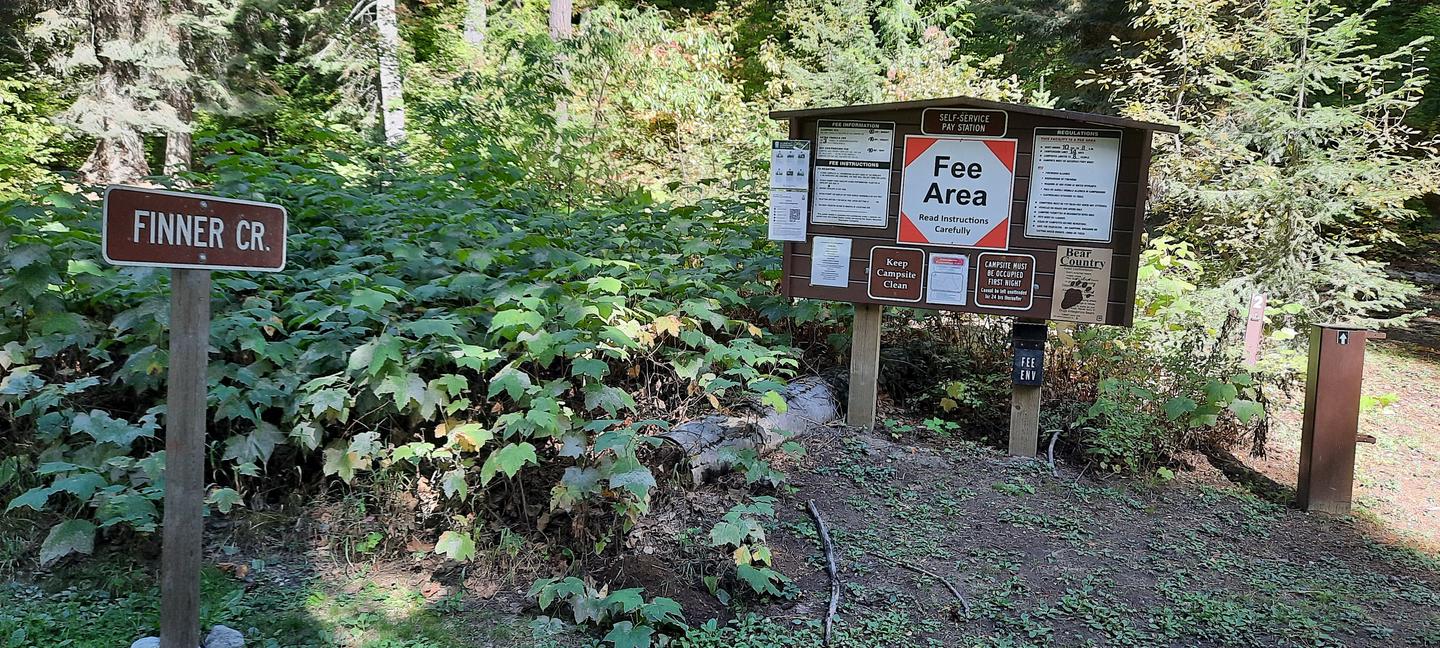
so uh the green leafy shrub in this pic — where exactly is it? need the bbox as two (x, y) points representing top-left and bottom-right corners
(1058, 237), (1289, 473)
(530, 578), (688, 647)
(0, 130), (799, 562)
(706, 496), (790, 599)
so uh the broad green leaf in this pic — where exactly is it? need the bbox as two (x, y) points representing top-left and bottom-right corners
(1162, 397), (1197, 421)
(587, 277), (623, 294)
(480, 442), (537, 485)
(368, 334), (404, 376)
(583, 384), (635, 415)
(50, 473), (106, 501)
(552, 466), (601, 511)
(488, 365), (532, 400)
(639, 597), (684, 625)
(7, 487), (53, 512)
(222, 421), (284, 466)
(306, 388), (350, 420)
(735, 564), (779, 595)
(350, 288), (399, 312)
(1228, 399), (1266, 424)
(441, 468), (469, 500)
(451, 344), (501, 372)
(450, 422), (493, 450)
(760, 390), (788, 413)
(571, 358), (609, 380)
(36, 461), (80, 476)
(605, 456), (655, 500)
(603, 621), (652, 648)
(605, 588), (645, 613)
(403, 318), (459, 338)
(709, 520), (749, 548)
(0, 458), (16, 490)
(489, 309), (544, 333)
(322, 445), (366, 483)
(207, 488), (243, 514)
(1203, 380), (1238, 405)
(557, 433), (587, 458)
(291, 421), (322, 451)
(435, 530), (476, 561)
(39, 519), (95, 567)
(72, 410), (153, 448)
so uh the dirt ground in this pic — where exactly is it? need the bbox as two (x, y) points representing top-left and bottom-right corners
(713, 429), (1440, 647)
(1237, 339), (1440, 549)
(138, 420), (1436, 647)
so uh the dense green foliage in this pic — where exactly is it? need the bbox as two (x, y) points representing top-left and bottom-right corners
(1, 0), (1436, 616)
(0, 129), (812, 562)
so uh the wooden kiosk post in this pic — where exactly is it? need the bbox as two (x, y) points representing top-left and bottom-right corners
(769, 97), (1174, 441)
(102, 186), (287, 647)
(1009, 320), (1046, 455)
(846, 304), (884, 429)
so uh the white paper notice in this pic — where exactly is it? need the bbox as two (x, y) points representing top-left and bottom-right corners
(768, 188), (808, 241)
(1025, 128), (1122, 242)
(809, 236), (853, 288)
(770, 140), (811, 190)
(926, 253), (971, 305)
(812, 120), (895, 228)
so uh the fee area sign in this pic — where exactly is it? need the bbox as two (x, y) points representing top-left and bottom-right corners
(898, 136), (1016, 250)
(770, 96), (1178, 327)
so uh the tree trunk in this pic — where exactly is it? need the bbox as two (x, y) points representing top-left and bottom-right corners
(548, 0), (572, 40)
(549, 0), (573, 128)
(464, 0), (487, 46)
(79, 0), (155, 185)
(376, 0), (406, 146)
(163, 0), (194, 179)
(163, 90), (193, 178)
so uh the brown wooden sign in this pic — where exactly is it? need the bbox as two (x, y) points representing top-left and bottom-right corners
(975, 253), (1035, 310)
(103, 186), (288, 272)
(867, 246), (924, 302)
(921, 108), (1007, 138)
(773, 96), (1178, 326)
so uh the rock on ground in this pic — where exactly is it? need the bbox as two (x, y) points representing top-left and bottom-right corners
(205, 625), (245, 648)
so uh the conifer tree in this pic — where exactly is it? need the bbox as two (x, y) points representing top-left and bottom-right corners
(1104, 0), (1440, 325)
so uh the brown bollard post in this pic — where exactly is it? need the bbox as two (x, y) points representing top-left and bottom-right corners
(1297, 324), (1383, 514)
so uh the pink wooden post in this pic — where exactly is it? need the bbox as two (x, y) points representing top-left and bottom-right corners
(1243, 293), (1266, 366)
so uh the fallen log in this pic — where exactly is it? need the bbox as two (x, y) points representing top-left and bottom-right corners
(657, 375), (843, 485)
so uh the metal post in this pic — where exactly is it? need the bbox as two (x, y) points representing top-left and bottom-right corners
(161, 269), (211, 648)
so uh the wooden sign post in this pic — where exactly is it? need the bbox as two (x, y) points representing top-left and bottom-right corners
(769, 97), (1176, 446)
(102, 186), (287, 648)
(1243, 293), (1267, 365)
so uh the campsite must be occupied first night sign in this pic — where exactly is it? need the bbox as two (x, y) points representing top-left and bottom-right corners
(767, 97), (1179, 326)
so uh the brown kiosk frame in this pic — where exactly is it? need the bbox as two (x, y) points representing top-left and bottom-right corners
(771, 96), (1178, 452)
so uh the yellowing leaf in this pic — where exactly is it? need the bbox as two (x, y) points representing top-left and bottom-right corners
(653, 315), (681, 337)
